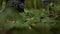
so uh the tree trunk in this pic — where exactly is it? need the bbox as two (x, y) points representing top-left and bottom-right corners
(6, 0), (14, 7)
(0, 0), (3, 10)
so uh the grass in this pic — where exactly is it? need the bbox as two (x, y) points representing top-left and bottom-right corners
(0, 4), (60, 34)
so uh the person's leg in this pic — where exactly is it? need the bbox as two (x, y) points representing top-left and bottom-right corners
(17, 0), (25, 12)
(42, 0), (49, 11)
(20, 0), (25, 3)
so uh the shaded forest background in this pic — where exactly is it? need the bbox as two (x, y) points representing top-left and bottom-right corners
(0, 0), (60, 34)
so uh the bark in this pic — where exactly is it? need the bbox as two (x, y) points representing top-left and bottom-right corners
(6, 0), (14, 7)
(0, 0), (3, 10)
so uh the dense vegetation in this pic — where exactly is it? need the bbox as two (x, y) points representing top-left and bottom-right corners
(0, 0), (60, 34)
